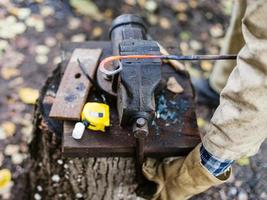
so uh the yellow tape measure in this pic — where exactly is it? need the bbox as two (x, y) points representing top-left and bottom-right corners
(72, 102), (110, 139)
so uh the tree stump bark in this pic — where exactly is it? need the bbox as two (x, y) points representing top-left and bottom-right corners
(28, 65), (141, 200)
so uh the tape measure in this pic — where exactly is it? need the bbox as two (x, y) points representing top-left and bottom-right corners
(72, 102), (110, 139)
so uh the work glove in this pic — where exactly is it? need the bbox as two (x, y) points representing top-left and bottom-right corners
(142, 144), (231, 200)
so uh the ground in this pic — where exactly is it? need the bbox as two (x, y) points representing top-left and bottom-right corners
(0, 0), (266, 199)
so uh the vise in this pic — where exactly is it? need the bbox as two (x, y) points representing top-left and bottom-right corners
(49, 14), (201, 182)
(103, 14), (162, 178)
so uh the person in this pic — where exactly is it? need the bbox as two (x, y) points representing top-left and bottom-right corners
(142, 0), (267, 199)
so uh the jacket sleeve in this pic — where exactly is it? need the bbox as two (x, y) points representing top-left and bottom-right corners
(203, 0), (267, 160)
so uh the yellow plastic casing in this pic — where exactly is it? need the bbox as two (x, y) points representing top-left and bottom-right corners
(81, 102), (110, 132)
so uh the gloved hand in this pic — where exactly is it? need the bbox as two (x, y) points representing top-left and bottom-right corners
(142, 144), (231, 200)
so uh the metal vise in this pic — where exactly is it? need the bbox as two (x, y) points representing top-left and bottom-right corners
(109, 14), (161, 137)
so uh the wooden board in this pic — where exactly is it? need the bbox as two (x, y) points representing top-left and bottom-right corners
(49, 48), (102, 120)
(59, 42), (200, 158)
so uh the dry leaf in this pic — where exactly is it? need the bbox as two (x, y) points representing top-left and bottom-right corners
(67, 17), (81, 30)
(11, 153), (26, 165)
(35, 45), (50, 55)
(236, 157), (250, 166)
(71, 34), (86, 42)
(40, 6), (55, 17)
(145, 0), (158, 12)
(174, 2), (187, 12)
(201, 60), (213, 72)
(159, 17), (171, 29)
(167, 77), (184, 94)
(35, 55), (48, 65)
(4, 144), (19, 156)
(0, 67), (20, 80)
(92, 27), (103, 38)
(1, 122), (16, 137)
(18, 87), (39, 104)
(210, 24), (224, 38)
(197, 117), (206, 128)
(25, 15), (45, 32)
(0, 169), (11, 189)
(69, 0), (102, 20)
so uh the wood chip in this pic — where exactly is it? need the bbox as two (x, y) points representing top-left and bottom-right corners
(166, 77), (184, 94)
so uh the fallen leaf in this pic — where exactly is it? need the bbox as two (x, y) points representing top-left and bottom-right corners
(144, 0), (158, 12)
(0, 16), (27, 39)
(0, 122), (16, 137)
(147, 14), (158, 25)
(25, 15), (45, 32)
(189, 40), (202, 51)
(210, 24), (224, 38)
(4, 145), (20, 156)
(176, 13), (188, 23)
(9, 7), (31, 20)
(71, 34), (86, 42)
(51, 174), (60, 182)
(0, 67), (20, 80)
(125, 0), (136, 5)
(35, 45), (50, 55)
(92, 27), (103, 38)
(35, 55), (48, 65)
(167, 77), (184, 94)
(40, 6), (55, 17)
(201, 60), (213, 72)
(104, 9), (113, 18)
(18, 87), (39, 104)
(236, 157), (250, 166)
(159, 17), (171, 29)
(179, 31), (191, 41)
(69, 0), (102, 20)
(11, 153), (26, 165)
(67, 17), (81, 30)
(197, 117), (206, 128)
(44, 37), (57, 47)
(0, 169), (11, 189)
(189, 0), (198, 8)
(174, 2), (187, 12)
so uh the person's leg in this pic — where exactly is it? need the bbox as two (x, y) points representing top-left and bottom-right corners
(143, 1), (267, 199)
(209, 0), (246, 93)
(193, 0), (247, 107)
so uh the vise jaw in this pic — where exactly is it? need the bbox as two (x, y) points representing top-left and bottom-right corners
(110, 14), (161, 136)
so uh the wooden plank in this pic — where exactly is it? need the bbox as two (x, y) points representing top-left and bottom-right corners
(49, 48), (102, 120)
(58, 42), (199, 157)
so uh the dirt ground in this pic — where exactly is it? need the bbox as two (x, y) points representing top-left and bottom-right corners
(0, 0), (266, 199)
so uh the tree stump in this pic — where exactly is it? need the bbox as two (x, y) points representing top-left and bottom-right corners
(26, 42), (199, 200)
(28, 64), (140, 200)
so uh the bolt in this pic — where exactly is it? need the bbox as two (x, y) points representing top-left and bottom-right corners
(136, 118), (146, 128)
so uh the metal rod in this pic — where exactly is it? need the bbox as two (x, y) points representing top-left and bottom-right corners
(162, 54), (237, 61)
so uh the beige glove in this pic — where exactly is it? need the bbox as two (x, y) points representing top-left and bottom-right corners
(142, 144), (231, 200)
